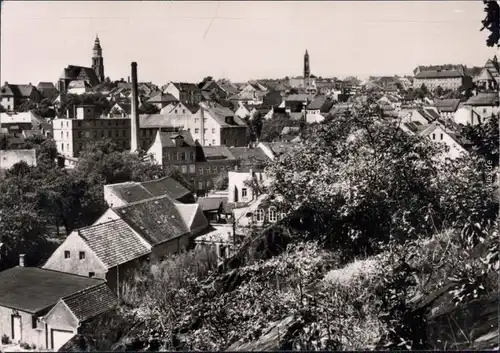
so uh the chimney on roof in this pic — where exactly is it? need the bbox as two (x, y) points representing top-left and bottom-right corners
(130, 62), (140, 153)
(19, 254), (25, 267)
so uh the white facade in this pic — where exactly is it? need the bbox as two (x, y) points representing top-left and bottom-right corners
(426, 125), (468, 160)
(454, 107), (482, 126)
(227, 170), (268, 203)
(162, 82), (181, 100)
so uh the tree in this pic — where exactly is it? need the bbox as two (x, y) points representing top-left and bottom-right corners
(213, 173), (228, 191)
(481, 0), (500, 47)
(260, 114), (301, 142)
(17, 100), (38, 112)
(138, 102), (160, 115)
(462, 114), (500, 167)
(434, 85), (444, 98)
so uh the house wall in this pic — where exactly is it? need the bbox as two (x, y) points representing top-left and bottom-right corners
(305, 110), (325, 124)
(227, 171), (266, 203)
(162, 84), (181, 100)
(428, 126), (467, 159)
(470, 105), (500, 121)
(151, 234), (191, 260)
(42, 232), (108, 279)
(0, 306), (47, 348)
(45, 302), (78, 334)
(1, 96), (14, 111)
(105, 257), (148, 296)
(195, 161), (236, 193)
(413, 77), (467, 90)
(453, 107), (476, 125)
(93, 208), (121, 225)
(220, 126), (248, 147)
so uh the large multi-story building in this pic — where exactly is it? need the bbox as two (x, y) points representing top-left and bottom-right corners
(52, 105), (149, 158)
(413, 66), (472, 91)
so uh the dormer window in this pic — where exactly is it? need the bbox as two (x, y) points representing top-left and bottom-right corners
(225, 116), (234, 124)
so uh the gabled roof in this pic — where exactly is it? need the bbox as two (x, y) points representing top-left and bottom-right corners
(228, 146), (270, 164)
(175, 203), (208, 231)
(77, 219), (151, 268)
(157, 130), (196, 147)
(172, 82), (201, 93)
(113, 195), (191, 246)
(0, 83), (39, 98)
(414, 70), (465, 79)
(306, 96), (335, 112)
(61, 283), (118, 323)
(106, 177), (192, 203)
(197, 196), (228, 212)
(140, 177), (192, 201)
(37, 82), (56, 89)
(434, 99), (461, 113)
(202, 103), (247, 127)
(401, 121), (427, 134)
(198, 145), (236, 161)
(113, 102), (132, 115)
(146, 92), (178, 104)
(217, 81), (239, 95)
(465, 92), (499, 106)
(61, 65), (100, 87)
(0, 267), (104, 314)
(416, 108), (440, 122)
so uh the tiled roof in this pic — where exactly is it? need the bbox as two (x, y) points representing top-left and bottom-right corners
(107, 183), (154, 204)
(402, 121), (427, 134)
(198, 145), (236, 161)
(228, 146), (270, 163)
(139, 114), (172, 128)
(202, 103), (247, 127)
(175, 203), (208, 231)
(78, 219), (151, 268)
(140, 177), (192, 201)
(197, 197), (227, 212)
(37, 82), (56, 89)
(465, 92), (499, 106)
(417, 108), (440, 122)
(61, 283), (118, 322)
(434, 99), (461, 113)
(0, 84), (39, 98)
(115, 102), (132, 115)
(61, 66), (100, 87)
(157, 130), (196, 147)
(172, 82), (201, 93)
(113, 195), (190, 246)
(414, 70), (465, 79)
(0, 267), (104, 314)
(218, 81), (239, 95)
(147, 92), (178, 104)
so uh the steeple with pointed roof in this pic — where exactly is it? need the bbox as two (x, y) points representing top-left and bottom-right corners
(92, 35), (105, 83)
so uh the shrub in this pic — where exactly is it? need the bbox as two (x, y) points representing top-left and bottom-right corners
(1, 334), (11, 345)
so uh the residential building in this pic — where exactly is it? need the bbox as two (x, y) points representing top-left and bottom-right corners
(413, 68), (472, 90)
(0, 265), (117, 351)
(228, 145), (271, 173)
(162, 82), (202, 105)
(0, 150), (37, 170)
(434, 99), (461, 119)
(146, 92), (178, 109)
(201, 80), (228, 100)
(401, 107), (441, 125)
(199, 102), (248, 146)
(0, 83), (42, 111)
(108, 101), (131, 117)
(305, 96), (335, 124)
(419, 122), (469, 159)
(284, 94), (314, 114)
(43, 219), (151, 296)
(104, 177), (196, 207)
(454, 106), (483, 126)
(147, 130), (198, 177)
(463, 92), (500, 121)
(94, 194), (209, 259)
(52, 105), (149, 158)
(195, 145), (237, 194)
(67, 80), (94, 95)
(0, 111), (51, 135)
(194, 224), (235, 262)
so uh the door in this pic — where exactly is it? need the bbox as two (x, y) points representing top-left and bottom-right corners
(11, 315), (21, 342)
(51, 329), (75, 351)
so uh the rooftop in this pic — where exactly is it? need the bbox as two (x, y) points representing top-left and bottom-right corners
(465, 92), (499, 106)
(0, 267), (104, 314)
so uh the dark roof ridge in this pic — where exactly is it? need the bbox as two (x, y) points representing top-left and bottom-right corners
(28, 266), (106, 282)
(60, 281), (108, 302)
(113, 193), (176, 209)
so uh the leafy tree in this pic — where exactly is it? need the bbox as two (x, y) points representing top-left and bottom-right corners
(462, 114), (500, 167)
(138, 102), (160, 115)
(260, 114), (301, 142)
(481, 0), (500, 47)
(213, 173), (228, 191)
(17, 100), (38, 112)
(434, 85), (444, 98)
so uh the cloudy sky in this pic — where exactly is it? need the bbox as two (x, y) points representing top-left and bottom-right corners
(1, 1), (498, 85)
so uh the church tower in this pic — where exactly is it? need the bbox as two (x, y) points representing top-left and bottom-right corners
(92, 35), (105, 83)
(304, 49), (310, 87)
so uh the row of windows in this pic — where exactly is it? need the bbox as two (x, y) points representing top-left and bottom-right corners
(61, 119), (129, 128)
(252, 209), (284, 223)
(171, 164), (231, 175)
(165, 152), (195, 161)
(73, 130), (128, 139)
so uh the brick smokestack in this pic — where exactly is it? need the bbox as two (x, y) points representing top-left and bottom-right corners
(130, 62), (140, 152)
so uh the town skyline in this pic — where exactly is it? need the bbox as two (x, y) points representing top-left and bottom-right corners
(1, 1), (499, 84)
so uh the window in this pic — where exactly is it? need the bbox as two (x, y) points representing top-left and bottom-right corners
(60, 131), (63, 138)
(206, 167), (210, 174)
(198, 181), (204, 190)
(64, 251), (70, 259)
(483, 108), (487, 113)
(189, 152), (195, 160)
(440, 133), (443, 140)
(212, 128), (215, 134)
(254, 209), (265, 222)
(32, 315), (38, 329)
(212, 166), (217, 173)
(78, 131), (83, 138)
(189, 164), (196, 174)
(173, 152), (178, 161)
(61, 143), (64, 151)
(181, 152), (186, 161)
(181, 165), (188, 174)
(115, 130), (119, 137)
(204, 128), (208, 134)
(182, 109), (186, 114)
(195, 128), (200, 134)
(204, 118), (208, 123)
(222, 139), (227, 145)
(101, 131), (105, 138)
(199, 167), (204, 175)
(269, 209), (277, 222)
(89, 272), (95, 278)
(242, 188), (248, 198)
(234, 139), (238, 146)
(67, 143), (69, 151)
(79, 251), (85, 260)
(93, 131), (97, 138)
(207, 180), (212, 188)
(212, 139), (216, 145)
(204, 139), (208, 145)
(432, 133), (435, 140)
(194, 118), (199, 123)
(66, 121), (69, 128)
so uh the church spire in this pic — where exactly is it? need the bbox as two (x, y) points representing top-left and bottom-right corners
(92, 35), (105, 83)
(304, 49), (310, 79)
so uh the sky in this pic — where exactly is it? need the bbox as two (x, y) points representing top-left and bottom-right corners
(1, 1), (499, 85)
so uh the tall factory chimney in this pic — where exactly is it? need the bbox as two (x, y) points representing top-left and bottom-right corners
(130, 62), (140, 153)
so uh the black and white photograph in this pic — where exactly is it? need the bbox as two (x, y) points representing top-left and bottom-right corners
(0, 0), (498, 351)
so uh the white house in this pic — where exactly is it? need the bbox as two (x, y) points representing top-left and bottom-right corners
(453, 106), (483, 126)
(463, 92), (500, 122)
(419, 122), (469, 159)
